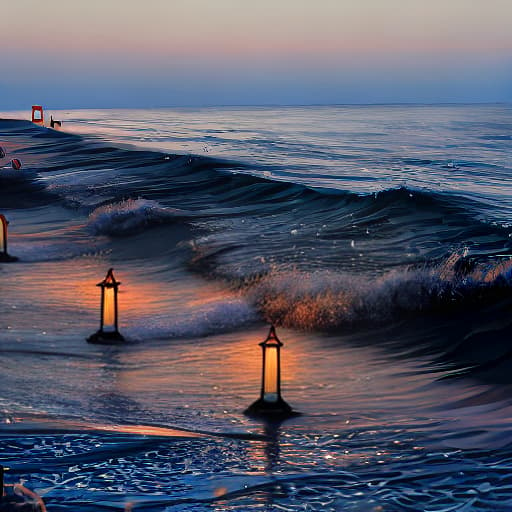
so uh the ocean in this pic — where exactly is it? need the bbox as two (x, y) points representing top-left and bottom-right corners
(1, 104), (512, 511)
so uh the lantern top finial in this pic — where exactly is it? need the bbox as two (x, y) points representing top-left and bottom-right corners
(260, 325), (283, 347)
(97, 268), (120, 287)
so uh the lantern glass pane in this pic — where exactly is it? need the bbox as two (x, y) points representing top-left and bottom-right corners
(0, 223), (5, 253)
(102, 287), (116, 332)
(263, 345), (279, 402)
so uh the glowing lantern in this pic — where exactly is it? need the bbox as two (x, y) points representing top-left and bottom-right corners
(0, 215), (7, 254)
(87, 268), (125, 344)
(31, 105), (44, 125)
(245, 326), (296, 418)
(0, 214), (18, 262)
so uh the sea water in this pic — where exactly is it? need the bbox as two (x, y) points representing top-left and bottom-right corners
(0, 104), (512, 511)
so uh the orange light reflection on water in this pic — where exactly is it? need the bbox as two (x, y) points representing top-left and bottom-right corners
(113, 329), (304, 408)
(96, 423), (201, 438)
(18, 261), (238, 322)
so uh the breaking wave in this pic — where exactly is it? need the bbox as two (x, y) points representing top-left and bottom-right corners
(87, 198), (190, 236)
(244, 253), (512, 330)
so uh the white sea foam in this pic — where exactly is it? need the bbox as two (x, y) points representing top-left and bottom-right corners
(87, 198), (188, 236)
(127, 298), (258, 340)
(245, 255), (512, 330)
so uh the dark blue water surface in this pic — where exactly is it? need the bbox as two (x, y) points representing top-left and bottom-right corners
(1, 105), (512, 511)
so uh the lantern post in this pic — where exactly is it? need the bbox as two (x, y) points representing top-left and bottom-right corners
(1, 464), (5, 500)
(87, 268), (125, 344)
(0, 214), (18, 262)
(245, 326), (297, 418)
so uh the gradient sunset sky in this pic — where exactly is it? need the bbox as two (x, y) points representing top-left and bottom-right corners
(2, 0), (511, 108)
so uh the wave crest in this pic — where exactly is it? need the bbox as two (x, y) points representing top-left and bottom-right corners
(87, 198), (188, 236)
(246, 255), (512, 330)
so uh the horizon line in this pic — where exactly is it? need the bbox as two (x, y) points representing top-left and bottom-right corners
(1, 101), (510, 112)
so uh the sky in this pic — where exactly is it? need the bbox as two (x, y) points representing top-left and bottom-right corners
(1, 0), (511, 108)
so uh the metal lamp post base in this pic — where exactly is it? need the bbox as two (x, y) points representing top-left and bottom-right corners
(0, 253), (18, 263)
(244, 397), (300, 419)
(87, 330), (126, 344)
